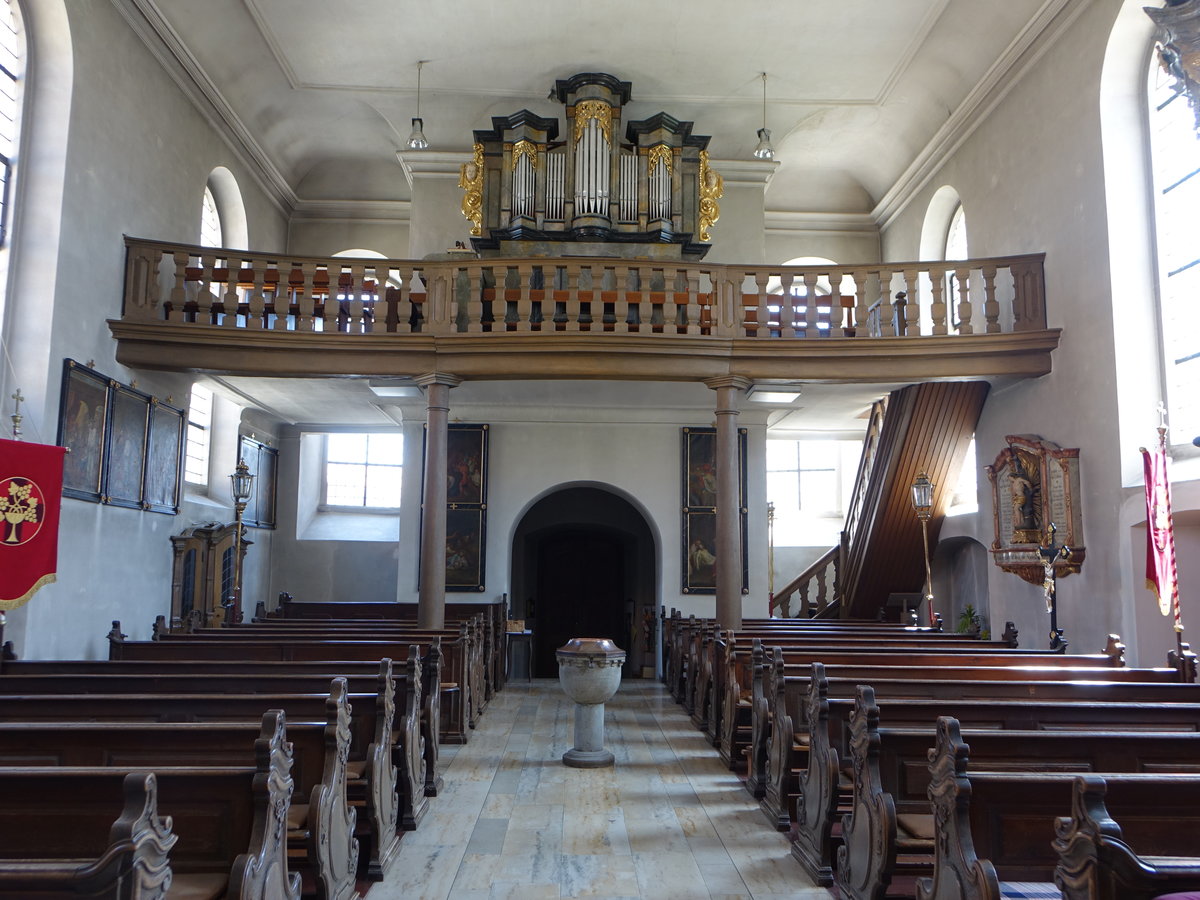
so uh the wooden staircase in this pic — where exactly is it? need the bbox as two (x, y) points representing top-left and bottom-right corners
(772, 381), (990, 619)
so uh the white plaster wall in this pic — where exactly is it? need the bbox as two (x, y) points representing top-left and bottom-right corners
(288, 220), (411, 259)
(878, 0), (1191, 662)
(764, 230), (881, 267)
(5, 3), (287, 659)
(266, 415), (771, 623)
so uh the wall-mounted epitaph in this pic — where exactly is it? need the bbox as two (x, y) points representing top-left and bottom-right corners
(985, 434), (1085, 585)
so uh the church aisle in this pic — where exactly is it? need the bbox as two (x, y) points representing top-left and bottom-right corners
(370, 678), (833, 900)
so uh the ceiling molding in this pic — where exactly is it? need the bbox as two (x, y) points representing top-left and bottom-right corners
(712, 158), (779, 187)
(396, 150), (472, 188)
(290, 199), (412, 223)
(872, 0), (1082, 231)
(874, 0), (953, 105)
(244, 0), (303, 90)
(116, 0), (298, 214)
(764, 210), (878, 236)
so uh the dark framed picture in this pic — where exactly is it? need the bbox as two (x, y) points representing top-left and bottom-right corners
(446, 505), (486, 591)
(681, 426), (748, 594)
(57, 360), (110, 502)
(238, 434), (278, 529)
(446, 423), (488, 505)
(683, 428), (718, 508)
(144, 399), (185, 514)
(104, 383), (151, 508)
(684, 511), (718, 590)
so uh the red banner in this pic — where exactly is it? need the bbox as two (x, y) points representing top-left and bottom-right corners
(1141, 439), (1180, 623)
(0, 439), (66, 610)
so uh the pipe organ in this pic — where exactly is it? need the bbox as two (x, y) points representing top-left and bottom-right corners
(461, 72), (721, 261)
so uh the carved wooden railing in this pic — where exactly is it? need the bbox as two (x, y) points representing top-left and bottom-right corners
(121, 238), (1048, 340)
(770, 545), (840, 618)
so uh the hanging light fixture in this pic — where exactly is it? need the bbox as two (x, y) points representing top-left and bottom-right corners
(406, 60), (429, 150)
(753, 71), (775, 160)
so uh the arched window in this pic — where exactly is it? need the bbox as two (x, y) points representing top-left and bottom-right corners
(0, 1), (21, 249)
(1147, 52), (1200, 443)
(199, 185), (221, 248)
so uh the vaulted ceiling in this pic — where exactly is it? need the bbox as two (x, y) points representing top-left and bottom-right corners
(132, 0), (1060, 216)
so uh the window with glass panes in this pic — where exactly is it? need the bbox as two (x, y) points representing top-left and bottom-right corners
(324, 433), (402, 508)
(766, 440), (843, 542)
(200, 185), (222, 248)
(184, 384), (213, 486)
(0, 1), (22, 247)
(1148, 57), (1200, 443)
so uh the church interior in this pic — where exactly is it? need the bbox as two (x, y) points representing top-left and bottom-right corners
(2, 0), (1200, 897)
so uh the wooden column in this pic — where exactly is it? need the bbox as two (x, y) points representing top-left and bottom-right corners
(706, 376), (750, 630)
(416, 373), (462, 629)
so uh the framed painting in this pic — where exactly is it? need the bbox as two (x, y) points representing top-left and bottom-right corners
(238, 434), (278, 528)
(104, 383), (151, 509)
(446, 423), (488, 505)
(446, 505), (486, 592)
(57, 360), (110, 502)
(143, 399), (185, 514)
(683, 427), (718, 509)
(681, 426), (748, 594)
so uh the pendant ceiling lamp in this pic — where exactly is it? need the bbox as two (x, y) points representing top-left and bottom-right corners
(406, 60), (429, 150)
(753, 71), (775, 161)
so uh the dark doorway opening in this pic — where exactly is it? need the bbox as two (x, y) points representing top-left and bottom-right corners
(510, 485), (656, 678)
(534, 527), (627, 677)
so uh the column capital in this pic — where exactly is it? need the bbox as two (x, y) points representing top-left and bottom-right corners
(703, 376), (753, 393)
(414, 373), (463, 390)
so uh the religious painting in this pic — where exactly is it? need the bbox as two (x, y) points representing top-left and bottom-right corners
(238, 434), (278, 528)
(446, 424), (488, 505)
(684, 511), (718, 590)
(445, 506), (485, 591)
(681, 426), (749, 594)
(143, 399), (185, 514)
(684, 428), (718, 508)
(104, 384), (151, 509)
(57, 360), (110, 502)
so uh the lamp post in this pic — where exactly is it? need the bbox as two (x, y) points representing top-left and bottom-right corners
(226, 457), (255, 627)
(910, 471), (935, 627)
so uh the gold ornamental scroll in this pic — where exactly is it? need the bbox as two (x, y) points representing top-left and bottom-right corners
(459, 143), (485, 236)
(573, 100), (613, 143)
(511, 139), (538, 171)
(648, 144), (673, 176)
(698, 150), (723, 242)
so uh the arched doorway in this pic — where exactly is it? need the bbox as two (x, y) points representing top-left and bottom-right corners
(510, 485), (656, 678)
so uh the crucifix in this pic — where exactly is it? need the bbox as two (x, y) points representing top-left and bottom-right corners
(9, 388), (24, 441)
(1039, 522), (1073, 651)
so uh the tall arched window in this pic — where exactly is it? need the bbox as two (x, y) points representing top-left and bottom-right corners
(0, 1), (22, 249)
(199, 185), (221, 248)
(1147, 53), (1200, 443)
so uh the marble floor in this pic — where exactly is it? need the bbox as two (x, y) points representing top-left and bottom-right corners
(368, 677), (834, 900)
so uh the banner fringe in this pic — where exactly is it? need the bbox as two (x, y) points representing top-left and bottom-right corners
(0, 573), (57, 610)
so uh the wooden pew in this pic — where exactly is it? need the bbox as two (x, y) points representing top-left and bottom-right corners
(0, 648), (441, 801)
(1054, 773), (1200, 900)
(911, 718), (1200, 900)
(109, 624), (472, 743)
(0, 710), (302, 900)
(822, 681), (1200, 896)
(0, 771), (176, 899)
(259, 596), (507, 697)
(178, 616), (490, 716)
(1, 649), (445, 797)
(0, 682), (371, 897)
